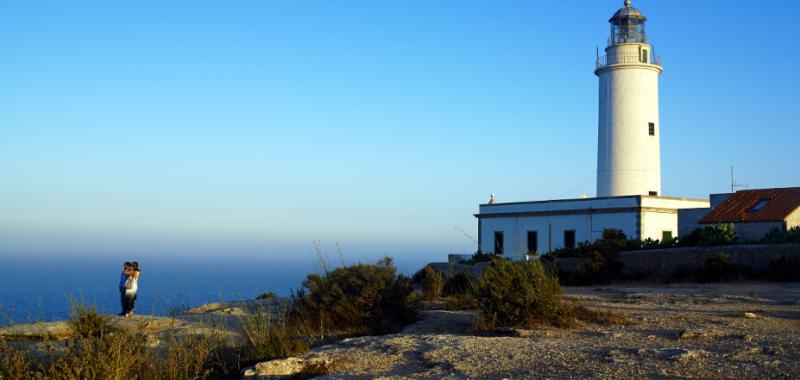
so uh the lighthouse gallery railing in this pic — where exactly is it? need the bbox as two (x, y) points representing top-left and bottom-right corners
(596, 53), (661, 69)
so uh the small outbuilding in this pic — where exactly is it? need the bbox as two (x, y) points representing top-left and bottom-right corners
(697, 187), (800, 241)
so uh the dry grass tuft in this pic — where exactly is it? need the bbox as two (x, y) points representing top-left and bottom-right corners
(0, 302), (227, 380)
(237, 301), (310, 364)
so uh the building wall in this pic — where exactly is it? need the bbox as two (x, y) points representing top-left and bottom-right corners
(735, 222), (786, 241)
(678, 208), (711, 237)
(786, 208), (800, 229)
(596, 43), (662, 197)
(640, 209), (678, 241)
(479, 211), (639, 259)
(477, 196), (710, 258)
(710, 193), (733, 208)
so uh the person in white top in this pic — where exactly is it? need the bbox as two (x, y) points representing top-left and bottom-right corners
(123, 261), (141, 317)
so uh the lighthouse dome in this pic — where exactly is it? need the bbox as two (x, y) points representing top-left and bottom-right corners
(610, 0), (646, 23)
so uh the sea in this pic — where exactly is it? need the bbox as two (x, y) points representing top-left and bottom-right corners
(0, 251), (431, 324)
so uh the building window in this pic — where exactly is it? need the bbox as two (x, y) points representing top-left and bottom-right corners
(494, 231), (504, 255)
(649, 191), (658, 196)
(749, 199), (770, 214)
(648, 122), (655, 136)
(564, 230), (576, 249)
(527, 231), (538, 254)
(641, 49), (649, 63)
(662, 231), (673, 241)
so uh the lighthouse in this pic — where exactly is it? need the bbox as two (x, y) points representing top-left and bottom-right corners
(474, 1), (711, 258)
(596, 0), (662, 197)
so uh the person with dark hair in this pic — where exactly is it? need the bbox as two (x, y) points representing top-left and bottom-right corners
(118, 262), (132, 316)
(123, 262), (141, 317)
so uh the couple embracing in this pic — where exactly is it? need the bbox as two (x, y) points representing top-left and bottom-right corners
(118, 261), (141, 317)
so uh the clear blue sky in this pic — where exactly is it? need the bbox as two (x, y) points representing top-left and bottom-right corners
(2, 0), (799, 259)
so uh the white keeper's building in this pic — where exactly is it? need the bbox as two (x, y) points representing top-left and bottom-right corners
(475, 1), (710, 258)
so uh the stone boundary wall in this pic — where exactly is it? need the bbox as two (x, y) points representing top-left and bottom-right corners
(428, 243), (800, 282)
(614, 243), (800, 280)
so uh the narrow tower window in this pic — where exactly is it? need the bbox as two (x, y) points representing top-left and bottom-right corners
(494, 231), (504, 255)
(648, 122), (655, 136)
(642, 49), (649, 63)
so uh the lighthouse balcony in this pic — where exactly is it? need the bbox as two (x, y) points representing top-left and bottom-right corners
(596, 52), (661, 69)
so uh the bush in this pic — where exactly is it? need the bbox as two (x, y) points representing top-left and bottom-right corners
(458, 251), (495, 265)
(1, 301), (227, 380)
(442, 272), (477, 297)
(552, 229), (639, 259)
(698, 252), (738, 282)
(473, 258), (566, 330)
(238, 301), (310, 364)
(68, 302), (112, 338)
(681, 224), (738, 247)
(769, 253), (800, 281)
(412, 266), (445, 300)
(761, 227), (800, 244)
(568, 248), (624, 285)
(297, 257), (419, 336)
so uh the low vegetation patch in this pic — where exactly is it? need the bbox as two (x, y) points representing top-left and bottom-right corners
(412, 266), (445, 301)
(0, 302), (226, 380)
(442, 272), (478, 297)
(761, 227), (800, 244)
(297, 257), (420, 336)
(473, 258), (568, 330)
(681, 224), (739, 247)
(768, 253), (800, 281)
(458, 251), (495, 265)
(238, 300), (310, 364)
(698, 252), (740, 282)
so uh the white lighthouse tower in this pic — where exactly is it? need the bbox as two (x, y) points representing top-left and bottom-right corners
(596, 0), (662, 197)
(474, 1), (711, 257)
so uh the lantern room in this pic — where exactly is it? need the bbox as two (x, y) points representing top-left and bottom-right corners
(609, 0), (647, 46)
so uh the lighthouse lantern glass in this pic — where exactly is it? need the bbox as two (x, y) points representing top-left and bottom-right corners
(610, 16), (646, 45)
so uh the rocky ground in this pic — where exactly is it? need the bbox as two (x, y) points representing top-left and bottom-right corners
(3, 283), (798, 379)
(243, 282), (800, 379)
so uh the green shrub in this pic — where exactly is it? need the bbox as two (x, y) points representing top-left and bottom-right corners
(698, 252), (738, 282)
(412, 266), (445, 300)
(681, 224), (738, 247)
(458, 251), (495, 265)
(571, 248), (625, 285)
(761, 227), (800, 244)
(473, 258), (566, 330)
(298, 257), (419, 336)
(639, 237), (677, 250)
(552, 229), (639, 259)
(769, 253), (800, 281)
(442, 272), (477, 297)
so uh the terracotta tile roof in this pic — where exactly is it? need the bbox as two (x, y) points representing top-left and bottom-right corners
(699, 187), (800, 224)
